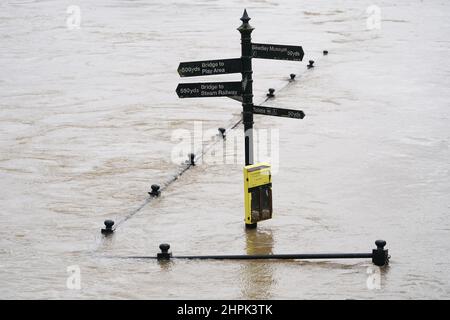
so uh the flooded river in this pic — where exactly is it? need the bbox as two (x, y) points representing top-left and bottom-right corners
(0, 0), (449, 299)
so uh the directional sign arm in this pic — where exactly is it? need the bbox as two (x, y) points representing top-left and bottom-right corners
(252, 105), (305, 119)
(178, 58), (242, 77)
(176, 81), (242, 98)
(252, 43), (304, 61)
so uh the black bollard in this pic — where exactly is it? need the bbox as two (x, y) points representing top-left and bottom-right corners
(157, 243), (172, 260)
(266, 88), (275, 98)
(323, 50), (328, 55)
(148, 184), (161, 197)
(289, 73), (296, 81)
(189, 153), (195, 166)
(218, 127), (226, 139)
(307, 60), (314, 69)
(372, 240), (389, 266)
(101, 219), (114, 235)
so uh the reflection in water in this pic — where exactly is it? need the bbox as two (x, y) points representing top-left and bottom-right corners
(96, 233), (117, 256)
(239, 229), (275, 299)
(157, 260), (173, 272)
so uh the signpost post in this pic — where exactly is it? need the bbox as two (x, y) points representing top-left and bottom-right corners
(238, 10), (255, 167)
(176, 9), (306, 228)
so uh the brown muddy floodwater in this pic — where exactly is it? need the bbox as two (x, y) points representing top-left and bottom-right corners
(0, 0), (449, 299)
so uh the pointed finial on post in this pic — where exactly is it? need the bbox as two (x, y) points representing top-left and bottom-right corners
(241, 9), (250, 23)
(238, 9), (254, 32)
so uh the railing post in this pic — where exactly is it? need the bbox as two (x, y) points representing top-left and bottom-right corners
(372, 240), (389, 266)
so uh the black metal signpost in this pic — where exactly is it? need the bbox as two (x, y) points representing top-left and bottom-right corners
(103, 10), (391, 269)
(176, 9), (305, 166)
(238, 10), (255, 165)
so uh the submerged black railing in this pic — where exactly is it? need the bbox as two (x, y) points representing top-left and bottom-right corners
(124, 240), (389, 267)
